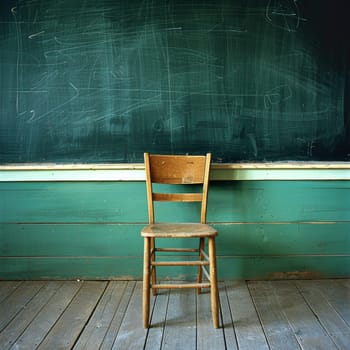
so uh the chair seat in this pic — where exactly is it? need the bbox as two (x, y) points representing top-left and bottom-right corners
(141, 223), (217, 238)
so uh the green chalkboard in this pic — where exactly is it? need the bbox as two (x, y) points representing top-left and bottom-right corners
(0, 0), (349, 163)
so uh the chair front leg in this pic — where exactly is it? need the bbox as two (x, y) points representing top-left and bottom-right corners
(208, 237), (219, 328)
(143, 237), (151, 328)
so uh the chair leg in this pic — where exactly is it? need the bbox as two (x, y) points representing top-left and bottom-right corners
(151, 237), (157, 296)
(197, 237), (205, 294)
(208, 237), (219, 328)
(143, 237), (151, 328)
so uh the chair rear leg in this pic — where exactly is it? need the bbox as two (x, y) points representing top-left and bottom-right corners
(151, 237), (157, 296)
(197, 237), (205, 294)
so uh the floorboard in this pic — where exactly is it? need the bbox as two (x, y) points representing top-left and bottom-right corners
(37, 281), (107, 350)
(10, 281), (82, 349)
(73, 281), (128, 350)
(0, 281), (22, 304)
(0, 279), (348, 350)
(296, 280), (350, 349)
(0, 281), (45, 333)
(99, 281), (136, 350)
(144, 289), (169, 350)
(196, 291), (225, 350)
(161, 288), (197, 349)
(0, 281), (62, 350)
(226, 281), (269, 350)
(111, 281), (149, 350)
(219, 282), (239, 350)
(270, 281), (338, 350)
(315, 279), (350, 326)
(248, 281), (301, 349)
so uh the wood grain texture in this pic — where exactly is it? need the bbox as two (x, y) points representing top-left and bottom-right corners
(267, 281), (338, 349)
(36, 281), (107, 350)
(224, 281), (269, 350)
(10, 281), (82, 349)
(248, 281), (303, 349)
(73, 281), (129, 350)
(161, 289), (197, 349)
(295, 280), (350, 349)
(111, 282), (148, 350)
(0, 281), (62, 349)
(0, 280), (349, 349)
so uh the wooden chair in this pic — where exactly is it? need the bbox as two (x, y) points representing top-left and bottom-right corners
(141, 152), (219, 328)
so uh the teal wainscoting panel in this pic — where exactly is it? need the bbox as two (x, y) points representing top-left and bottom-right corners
(214, 223), (350, 256)
(0, 224), (144, 257)
(1, 223), (349, 257)
(0, 256), (349, 280)
(208, 181), (350, 222)
(0, 180), (349, 279)
(0, 257), (143, 280)
(217, 256), (350, 280)
(0, 182), (148, 223)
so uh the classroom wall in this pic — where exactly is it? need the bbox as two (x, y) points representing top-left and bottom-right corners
(1, 0), (349, 281)
(1, 176), (349, 280)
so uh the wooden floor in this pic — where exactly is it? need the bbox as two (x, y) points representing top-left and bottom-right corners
(0, 279), (349, 350)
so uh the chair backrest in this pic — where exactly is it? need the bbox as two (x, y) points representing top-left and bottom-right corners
(144, 153), (212, 224)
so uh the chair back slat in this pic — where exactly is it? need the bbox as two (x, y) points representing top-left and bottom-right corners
(153, 193), (202, 202)
(148, 155), (206, 184)
(144, 153), (211, 224)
